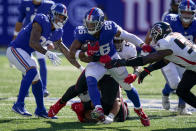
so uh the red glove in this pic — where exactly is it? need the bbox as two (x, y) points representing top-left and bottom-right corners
(124, 74), (137, 84)
(99, 55), (111, 64)
(141, 44), (152, 53)
(86, 41), (99, 56)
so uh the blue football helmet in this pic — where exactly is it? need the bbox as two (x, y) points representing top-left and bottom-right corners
(84, 7), (104, 35)
(178, 0), (196, 24)
(51, 3), (68, 29)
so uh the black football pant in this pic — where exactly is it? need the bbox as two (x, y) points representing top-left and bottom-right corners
(176, 70), (196, 108)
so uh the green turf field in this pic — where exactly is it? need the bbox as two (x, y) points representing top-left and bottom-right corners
(0, 55), (196, 131)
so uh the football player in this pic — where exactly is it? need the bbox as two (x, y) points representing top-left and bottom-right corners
(48, 38), (149, 126)
(160, 0), (195, 114)
(69, 7), (150, 126)
(143, 0), (194, 115)
(13, 0), (55, 97)
(105, 22), (196, 109)
(6, 3), (82, 118)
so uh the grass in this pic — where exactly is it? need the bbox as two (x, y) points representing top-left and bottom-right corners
(0, 55), (196, 131)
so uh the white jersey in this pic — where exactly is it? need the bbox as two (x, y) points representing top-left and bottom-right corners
(117, 41), (137, 59)
(154, 32), (196, 72)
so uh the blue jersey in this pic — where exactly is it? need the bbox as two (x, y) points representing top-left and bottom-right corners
(164, 14), (196, 42)
(74, 21), (118, 57)
(18, 0), (54, 26)
(10, 14), (63, 54)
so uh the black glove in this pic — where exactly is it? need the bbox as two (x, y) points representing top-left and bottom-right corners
(138, 68), (151, 84)
(105, 59), (126, 69)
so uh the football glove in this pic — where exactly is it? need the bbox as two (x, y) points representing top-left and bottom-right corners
(86, 41), (99, 56)
(141, 44), (152, 53)
(99, 55), (111, 64)
(45, 51), (61, 66)
(124, 74), (137, 84)
(138, 68), (151, 84)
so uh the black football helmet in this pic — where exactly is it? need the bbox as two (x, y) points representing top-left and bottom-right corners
(150, 22), (172, 42)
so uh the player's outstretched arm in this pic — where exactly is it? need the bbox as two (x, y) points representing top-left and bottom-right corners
(105, 49), (173, 69)
(54, 39), (84, 70)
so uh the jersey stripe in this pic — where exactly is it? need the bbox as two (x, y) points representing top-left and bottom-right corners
(176, 55), (196, 65)
(88, 8), (95, 20)
(11, 47), (30, 70)
(187, 0), (190, 10)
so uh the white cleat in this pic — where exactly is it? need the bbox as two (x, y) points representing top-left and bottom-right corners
(177, 107), (192, 115)
(162, 95), (170, 110)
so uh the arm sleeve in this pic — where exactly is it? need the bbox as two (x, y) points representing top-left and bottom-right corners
(146, 60), (169, 72)
(17, 2), (26, 22)
(120, 30), (144, 46)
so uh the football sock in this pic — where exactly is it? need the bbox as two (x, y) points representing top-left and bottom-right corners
(61, 85), (79, 103)
(16, 68), (37, 104)
(162, 83), (174, 96)
(86, 76), (101, 106)
(125, 87), (141, 108)
(178, 97), (186, 108)
(38, 59), (47, 91)
(32, 80), (45, 110)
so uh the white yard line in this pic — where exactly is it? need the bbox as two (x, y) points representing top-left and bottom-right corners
(1, 97), (196, 112)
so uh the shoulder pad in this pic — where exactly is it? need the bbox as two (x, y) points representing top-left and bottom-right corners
(164, 14), (178, 23)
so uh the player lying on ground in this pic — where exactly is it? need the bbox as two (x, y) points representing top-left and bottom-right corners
(105, 22), (196, 109)
(72, 74), (129, 124)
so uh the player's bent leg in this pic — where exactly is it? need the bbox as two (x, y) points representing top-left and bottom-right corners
(161, 63), (181, 110)
(12, 67), (38, 117)
(36, 51), (48, 97)
(176, 70), (196, 108)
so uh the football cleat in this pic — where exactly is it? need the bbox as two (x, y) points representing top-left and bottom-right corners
(35, 110), (58, 119)
(91, 106), (105, 122)
(71, 102), (85, 122)
(162, 95), (170, 110)
(43, 90), (50, 97)
(177, 107), (192, 115)
(48, 99), (66, 117)
(134, 108), (150, 126)
(12, 102), (32, 117)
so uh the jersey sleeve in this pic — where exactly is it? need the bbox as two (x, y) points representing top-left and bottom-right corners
(33, 14), (50, 35)
(73, 26), (87, 43)
(126, 43), (137, 58)
(17, 0), (26, 22)
(155, 39), (171, 51)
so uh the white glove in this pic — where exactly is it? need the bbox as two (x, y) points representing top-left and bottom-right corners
(45, 51), (61, 66)
(103, 114), (114, 124)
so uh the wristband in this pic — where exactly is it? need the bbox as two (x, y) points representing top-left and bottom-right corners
(79, 66), (85, 72)
(75, 50), (81, 59)
(14, 31), (19, 36)
(144, 68), (151, 74)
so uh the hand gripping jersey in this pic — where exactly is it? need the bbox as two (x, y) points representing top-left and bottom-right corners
(18, 0), (54, 26)
(164, 14), (196, 42)
(74, 21), (119, 57)
(117, 41), (137, 60)
(10, 14), (63, 55)
(154, 32), (196, 72)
